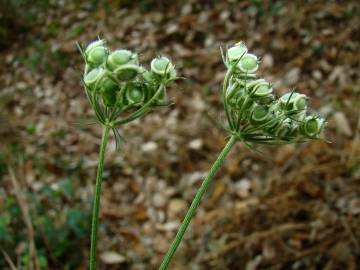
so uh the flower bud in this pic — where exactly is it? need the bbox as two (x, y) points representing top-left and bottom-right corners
(140, 66), (153, 82)
(102, 87), (117, 107)
(84, 67), (106, 91)
(227, 42), (248, 63)
(299, 116), (324, 138)
(279, 92), (308, 111)
(125, 85), (144, 104)
(237, 53), (259, 74)
(151, 56), (174, 76)
(101, 76), (118, 93)
(107, 49), (133, 71)
(85, 40), (107, 66)
(114, 64), (139, 81)
(252, 80), (273, 98)
(250, 104), (270, 124)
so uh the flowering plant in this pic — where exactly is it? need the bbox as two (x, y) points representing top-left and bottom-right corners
(159, 42), (326, 269)
(77, 38), (177, 270)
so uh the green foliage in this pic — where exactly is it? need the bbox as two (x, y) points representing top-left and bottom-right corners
(0, 178), (89, 269)
(0, 153), (7, 180)
(14, 40), (71, 75)
(0, 0), (50, 49)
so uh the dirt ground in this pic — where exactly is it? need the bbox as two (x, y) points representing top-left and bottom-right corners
(1, 1), (360, 269)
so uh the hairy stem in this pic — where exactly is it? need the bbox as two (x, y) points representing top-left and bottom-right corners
(159, 135), (237, 270)
(89, 125), (110, 270)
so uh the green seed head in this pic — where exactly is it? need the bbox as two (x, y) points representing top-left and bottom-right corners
(300, 116), (324, 138)
(227, 42), (248, 63)
(140, 67), (153, 82)
(101, 76), (118, 93)
(126, 85), (144, 104)
(114, 64), (139, 81)
(293, 94), (308, 110)
(251, 104), (269, 123)
(279, 92), (308, 112)
(85, 40), (107, 66)
(237, 53), (258, 73)
(151, 56), (174, 76)
(102, 87), (117, 107)
(84, 67), (106, 90)
(107, 49), (133, 71)
(253, 81), (273, 97)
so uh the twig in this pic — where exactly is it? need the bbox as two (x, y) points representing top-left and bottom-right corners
(1, 249), (18, 270)
(340, 216), (360, 253)
(8, 166), (40, 270)
(202, 222), (312, 262)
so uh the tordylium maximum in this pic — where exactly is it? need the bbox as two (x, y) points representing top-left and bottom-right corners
(158, 42), (326, 270)
(78, 39), (325, 270)
(77, 39), (177, 270)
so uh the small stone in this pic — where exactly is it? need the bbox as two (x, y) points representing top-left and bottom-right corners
(153, 193), (167, 208)
(262, 54), (274, 69)
(168, 199), (188, 219)
(332, 112), (352, 137)
(188, 139), (203, 150)
(284, 67), (301, 85)
(348, 198), (360, 215)
(156, 221), (179, 231)
(100, 251), (126, 265)
(141, 141), (158, 152)
(235, 178), (252, 198)
(312, 70), (323, 81)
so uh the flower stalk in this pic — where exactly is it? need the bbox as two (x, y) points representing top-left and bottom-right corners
(89, 125), (110, 270)
(77, 38), (177, 270)
(159, 135), (237, 270)
(159, 41), (326, 269)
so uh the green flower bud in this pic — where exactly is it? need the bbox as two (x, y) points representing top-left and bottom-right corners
(299, 116), (324, 138)
(102, 87), (117, 107)
(250, 104), (269, 124)
(293, 94), (308, 110)
(85, 40), (107, 66)
(227, 42), (248, 63)
(126, 85), (144, 104)
(101, 76), (118, 93)
(114, 64), (139, 81)
(279, 92), (308, 111)
(252, 81), (273, 97)
(107, 49), (133, 71)
(151, 56), (174, 76)
(237, 53), (259, 73)
(84, 67), (106, 90)
(140, 67), (153, 82)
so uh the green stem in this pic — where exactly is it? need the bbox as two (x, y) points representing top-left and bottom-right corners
(159, 135), (237, 270)
(89, 125), (110, 270)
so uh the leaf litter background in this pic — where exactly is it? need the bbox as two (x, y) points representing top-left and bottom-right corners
(0, 0), (360, 269)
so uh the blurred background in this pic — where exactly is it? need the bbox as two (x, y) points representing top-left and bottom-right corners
(0, 0), (359, 269)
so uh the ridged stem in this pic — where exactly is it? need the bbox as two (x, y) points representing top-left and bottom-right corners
(89, 125), (110, 270)
(159, 135), (237, 270)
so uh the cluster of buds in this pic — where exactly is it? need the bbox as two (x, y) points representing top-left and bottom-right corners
(78, 39), (177, 141)
(222, 42), (325, 144)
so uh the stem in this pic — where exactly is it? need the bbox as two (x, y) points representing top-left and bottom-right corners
(222, 70), (235, 130)
(159, 135), (237, 270)
(89, 125), (110, 270)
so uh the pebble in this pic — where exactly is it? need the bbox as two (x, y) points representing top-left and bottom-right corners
(168, 199), (188, 218)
